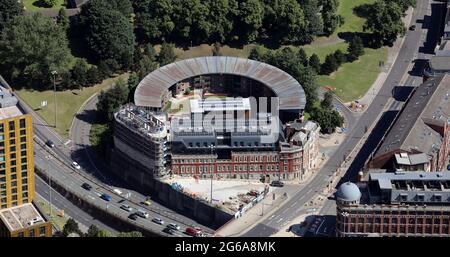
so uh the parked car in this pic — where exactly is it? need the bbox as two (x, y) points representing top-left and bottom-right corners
(152, 217), (165, 225)
(167, 223), (181, 231)
(136, 210), (149, 219)
(128, 213), (138, 220)
(142, 200), (151, 206)
(71, 161), (81, 170)
(163, 227), (175, 235)
(45, 140), (55, 148)
(100, 193), (112, 202)
(113, 188), (123, 195)
(185, 227), (202, 237)
(120, 204), (133, 212)
(409, 25), (416, 31)
(81, 183), (92, 191)
(447, 164), (450, 171)
(270, 180), (284, 187)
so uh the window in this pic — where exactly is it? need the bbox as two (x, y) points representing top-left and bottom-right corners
(20, 137), (26, 143)
(20, 144), (26, 150)
(20, 130), (26, 136)
(9, 139), (15, 145)
(0, 124), (3, 133)
(17, 232), (24, 237)
(29, 229), (34, 237)
(19, 119), (26, 129)
(39, 226), (46, 236)
(9, 121), (14, 130)
(10, 146), (15, 152)
(9, 131), (15, 138)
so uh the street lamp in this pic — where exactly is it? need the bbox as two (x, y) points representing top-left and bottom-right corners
(51, 70), (58, 128)
(44, 155), (52, 221)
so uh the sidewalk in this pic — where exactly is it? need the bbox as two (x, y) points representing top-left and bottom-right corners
(347, 6), (415, 111)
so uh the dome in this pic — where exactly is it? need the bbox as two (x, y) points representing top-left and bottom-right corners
(336, 182), (361, 202)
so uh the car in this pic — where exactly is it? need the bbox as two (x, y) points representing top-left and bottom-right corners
(185, 227), (202, 237)
(120, 204), (133, 212)
(117, 199), (126, 204)
(71, 161), (81, 170)
(100, 193), (112, 202)
(128, 213), (138, 220)
(136, 210), (149, 219)
(45, 140), (55, 148)
(142, 200), (151, 206)
(409, 25), (416, 31)
(163, 227), (175, 235)
(152, 217), (165, 225)
(81, 183), (92, 191)
(113, 188), (123, 195)
(167, 223), (181, 231)
(270, 180), (284, 187)
(447, 164), (450, 171)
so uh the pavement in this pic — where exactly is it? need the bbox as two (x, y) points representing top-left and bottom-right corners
(240, 0), (440, 237)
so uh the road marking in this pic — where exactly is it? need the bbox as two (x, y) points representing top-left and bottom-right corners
(276, 218), (283, 223)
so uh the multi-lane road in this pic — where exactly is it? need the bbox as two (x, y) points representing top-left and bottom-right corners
(243, 0), (443, 237)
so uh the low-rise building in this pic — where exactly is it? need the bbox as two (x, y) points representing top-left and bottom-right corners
(0, 203), (52, 237)
(336, 171), (450, 237)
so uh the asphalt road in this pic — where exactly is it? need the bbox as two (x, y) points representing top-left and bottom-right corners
(35, 175), (118, 233)
(243, 0), (440, 237)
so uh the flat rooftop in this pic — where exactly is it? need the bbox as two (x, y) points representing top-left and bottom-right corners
(0, 105), (23, 120)
(190, 98), (251, 113)
(0, 203), (47, 232)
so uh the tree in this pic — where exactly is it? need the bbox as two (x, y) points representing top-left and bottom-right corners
(298, 0), (324, 43)
(321, 54), (338, 75)
(309, 105), (344, 134)
(387, 0), (416, 13)
(133, 0), (175, 42)
(309, 54), (321, 73)
(321, 0), (343, 36)
(87, 66), (102, 85)
(127, 72), (140, 102)
(234, 0), (264, 42)
(297, 48), (309, 67)
(363, 0), (406, 47)
(109, 0), (134, 18)
(158, 42), (176, 66)
(0, 13), (72, 89)
(71, 59), (90, 89)
(0, 0), (24, 32)
(43, 0), (58, 7)
(62, 218), (82, 237)
(248, 45), (268, 62)
(321, 91), (334, 109)
(212, 42), (222, 56)
(97, 79), (130, 122)
(86, 225), (100, 237)
(57, 8), (70, 33)
(79, 0), (135, 69)
(347, 35), (365, 62)
(333, 49), (347, 66)
(136, 55), (159, 80)
(117, 231), (144, 237)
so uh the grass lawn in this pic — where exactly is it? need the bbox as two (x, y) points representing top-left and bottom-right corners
(173, 44), (255, 60)
(22, 0), (65, 11)
(35, 200), (67, 231)
(302, 42), (349, 61)
(317, 47), (387, 102)
(336, 0), (376, 34)
(15, 73), (129, 138)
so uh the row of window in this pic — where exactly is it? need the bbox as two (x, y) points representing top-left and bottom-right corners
(0, 119), (27, 133)
(0, 130), (27, 140)
(340, 216), (450, 225)
(341, 223), (450, 235)
(175, 163), (288, 173)
(16, 226), (46, 237)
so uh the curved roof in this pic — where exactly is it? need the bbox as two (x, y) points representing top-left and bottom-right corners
(336, 182), (361, 202)
(134, 56), (306, 111)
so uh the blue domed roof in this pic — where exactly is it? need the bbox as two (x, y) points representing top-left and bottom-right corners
(336, 182), (361, 202)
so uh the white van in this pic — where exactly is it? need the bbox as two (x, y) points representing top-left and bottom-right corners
(113, 188), (123, 195)
(136, 210), (149, 219)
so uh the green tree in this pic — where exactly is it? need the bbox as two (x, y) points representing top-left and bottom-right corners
(87, 66), (102, 85)
(248, 45), (268, 62)
(212, 42), (222, 56)
(133, 0), (175, 42)
(158, 42), (176, 66)
(297, 48), (309, 67)
(117, 231), (144, 237)
(298, 0), (323, 43)
(0, 13), (72, 89)
(333, 49), (347, 66)
(96, 79), (130, 122)
(127, 72), (140, 102)
(0, 0), (24, 32)
(57, 8), (70, 33)
(347, 35), (365, 62)
(43, 0), (58, 7)
(321, 0), (343, 36)
(204, 0), (234, 43)
(137, 55), (159, 80)
(309, 105), (344, 134)
(387, 0), (416, 13)
(97, 230), (113, 237)
(62, 218), (82, 237)
(363, 0), (406, 47)
(309, 53), (321, 74)
(321, 91), (334, 109)
(235, 0), (264, 42)
(321, 54), (338, 75)
(79, 0), (135, 69)
(71, 59), (90, 89)
(86, 225), (100, 237)
(109, 0), (134, 18)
